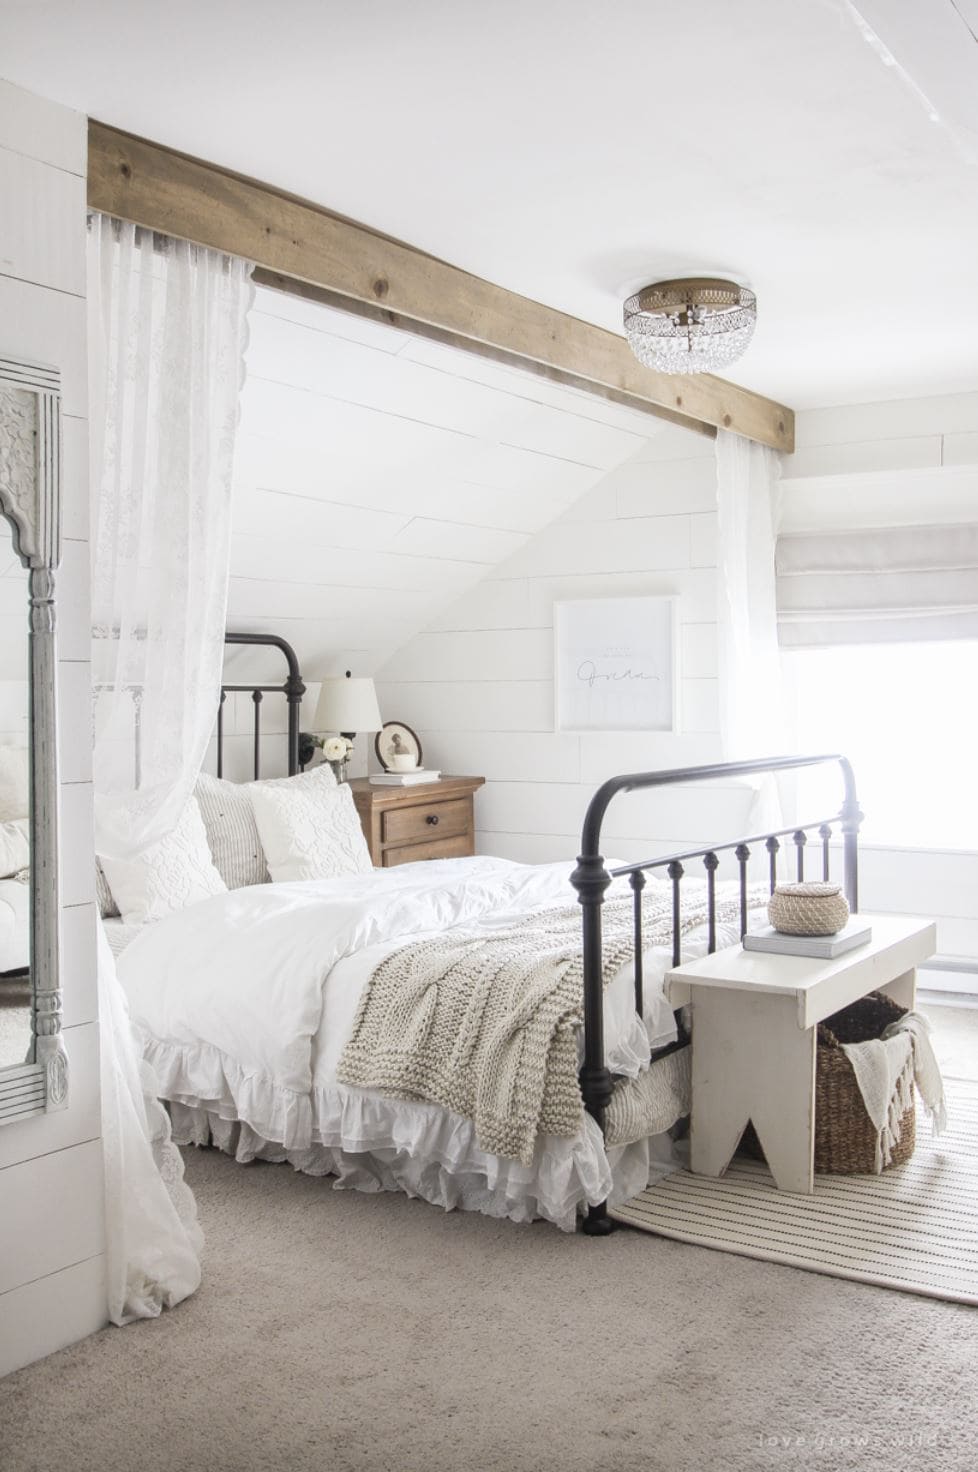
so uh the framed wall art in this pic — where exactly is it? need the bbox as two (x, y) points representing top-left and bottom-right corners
(554, 596), (677, 733)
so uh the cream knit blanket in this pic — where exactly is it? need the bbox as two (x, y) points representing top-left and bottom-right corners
(338, 886), (750, 1166)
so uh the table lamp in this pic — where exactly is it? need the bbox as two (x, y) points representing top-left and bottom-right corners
(300, 671), (382, 781)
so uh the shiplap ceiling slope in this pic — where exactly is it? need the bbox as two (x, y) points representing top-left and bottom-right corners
(224, 284), (671, 678)
(2, 1), (977, 408)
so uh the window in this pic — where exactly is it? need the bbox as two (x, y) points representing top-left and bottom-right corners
(783, 641), (978, 851)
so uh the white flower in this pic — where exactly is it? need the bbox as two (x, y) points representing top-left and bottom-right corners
(323, 736), (350, 762)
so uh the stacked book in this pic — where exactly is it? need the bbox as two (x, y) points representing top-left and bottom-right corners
(368, 769), (442, 786)
(743, 920), (872, 959)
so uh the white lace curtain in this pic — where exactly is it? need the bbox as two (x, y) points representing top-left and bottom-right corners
(715, 430), (786, 831)
(88, 214), (254, 1324)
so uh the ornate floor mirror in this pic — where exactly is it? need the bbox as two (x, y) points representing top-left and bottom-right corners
(0, 355), (67, 1122)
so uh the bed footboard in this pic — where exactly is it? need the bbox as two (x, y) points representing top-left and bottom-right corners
(570, 753), (862, 1236)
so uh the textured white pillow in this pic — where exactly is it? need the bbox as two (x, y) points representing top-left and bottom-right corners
(248, 780), (372, 883)
(0, 747), (29, 824)
(0, 817), (30, 879)
(99, 797), (228, 925)
(195, 763), (338, 890)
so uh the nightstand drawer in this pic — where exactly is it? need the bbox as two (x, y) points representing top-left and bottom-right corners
(382, 833), (471, 867)
(348, 776), (484, 868)
(382, 797), (470, 847)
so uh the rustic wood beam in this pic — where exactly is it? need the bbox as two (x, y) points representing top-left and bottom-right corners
(87, 121), (794, 452)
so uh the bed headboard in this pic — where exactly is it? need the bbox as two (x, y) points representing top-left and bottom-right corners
(219, 632), (306, 779)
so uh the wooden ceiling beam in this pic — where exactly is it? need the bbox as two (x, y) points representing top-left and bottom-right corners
(87, 121), (794, 452)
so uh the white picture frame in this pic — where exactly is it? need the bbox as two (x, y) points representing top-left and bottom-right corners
(554, 596), (677, 733)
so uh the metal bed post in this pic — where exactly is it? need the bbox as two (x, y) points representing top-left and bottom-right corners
(570, 752), (862, 1237)
(219, 632), (306, 778)
(838, 755), (862, 913)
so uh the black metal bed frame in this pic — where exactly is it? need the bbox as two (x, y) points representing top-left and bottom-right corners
(570, 752), (862, 1236)
(217, 632), (304, 779)
(209, 654), (864, 1239)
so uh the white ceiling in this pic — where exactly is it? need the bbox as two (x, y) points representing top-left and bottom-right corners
(1, 0), (977, 409)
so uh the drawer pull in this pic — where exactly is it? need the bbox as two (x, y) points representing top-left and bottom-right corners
(426, 813), (440, 826)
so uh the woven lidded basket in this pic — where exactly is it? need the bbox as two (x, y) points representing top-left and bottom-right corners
(742, 991), (915, 1175)
(768, 881), (850, 936)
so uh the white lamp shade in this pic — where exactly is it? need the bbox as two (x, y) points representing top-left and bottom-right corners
(314, 675), (382, 735)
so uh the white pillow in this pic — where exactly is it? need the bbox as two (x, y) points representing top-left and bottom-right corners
(0, 817), (30, 879)
(195, 763), (338, 890)
(0, 747), (29, 824)
(248, 780), (372, 883)
(99, 797), (227, 925)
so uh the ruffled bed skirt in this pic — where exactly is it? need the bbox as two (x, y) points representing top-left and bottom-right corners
(168, 1098), (676, 1232)
(147, 1030), (680, 1232)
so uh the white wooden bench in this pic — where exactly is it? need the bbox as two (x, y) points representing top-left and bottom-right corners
(664, 915), (937, 1194)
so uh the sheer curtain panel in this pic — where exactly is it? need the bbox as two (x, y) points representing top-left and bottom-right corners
(715, 430), (786, 829)
(88, 214), (254, 1324)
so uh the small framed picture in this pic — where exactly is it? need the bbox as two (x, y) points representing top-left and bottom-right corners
(375, 721), (424, 771)
(554, 596), (677, 732)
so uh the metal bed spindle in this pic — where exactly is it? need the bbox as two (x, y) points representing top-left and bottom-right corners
(629, 870), (645, 1017)
(667, 860), (683, 969)
(252, 689), (263, 779)
(570, 752), (862, 1237)
(216, 691), (226, 779)
(735, 842), (750, 939)
(793, 828), (807, 880)
(704, 851), (719, 954)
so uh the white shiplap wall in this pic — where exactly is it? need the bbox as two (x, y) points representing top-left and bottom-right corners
(377, 423), (757, 864)
(379, 390), (978, 971)
(227, 286), (670, 683)
(0, 79), (105, 1377)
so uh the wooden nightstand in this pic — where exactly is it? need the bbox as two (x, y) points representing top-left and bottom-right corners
(348, 776), (485, 868)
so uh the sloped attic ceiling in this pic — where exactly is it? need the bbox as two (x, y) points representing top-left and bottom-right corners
(224, 285), (679, 680)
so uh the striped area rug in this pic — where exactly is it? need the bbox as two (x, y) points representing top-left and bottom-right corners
(611, 1080), (978, 1304)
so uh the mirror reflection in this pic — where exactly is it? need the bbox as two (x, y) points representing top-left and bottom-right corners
(0, 510), (31, 1067)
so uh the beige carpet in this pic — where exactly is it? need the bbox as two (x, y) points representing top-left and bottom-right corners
(1, 1008), (976, 1472)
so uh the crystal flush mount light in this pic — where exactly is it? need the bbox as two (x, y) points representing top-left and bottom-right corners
(622, 277), (757, 375)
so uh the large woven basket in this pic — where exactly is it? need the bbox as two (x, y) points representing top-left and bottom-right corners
(742, 991), (915, 1175)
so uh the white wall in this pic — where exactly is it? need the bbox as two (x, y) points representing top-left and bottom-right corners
(0, 79), (105, 1376)
(379, 390), (978, 972)
(783, 391), (978, 969)
(228, 286), (668, 681)
(377, 422), (757, 865)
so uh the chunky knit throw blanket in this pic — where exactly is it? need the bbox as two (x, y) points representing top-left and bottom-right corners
(337, 886), (751, 1165)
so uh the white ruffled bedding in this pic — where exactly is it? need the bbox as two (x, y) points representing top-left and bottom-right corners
(118, 856), (747, 1230)
(0, 876), (30, 973)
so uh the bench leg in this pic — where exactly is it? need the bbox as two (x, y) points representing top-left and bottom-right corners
(690, 990), (817, 1194)
(877, 967), (916, 1013)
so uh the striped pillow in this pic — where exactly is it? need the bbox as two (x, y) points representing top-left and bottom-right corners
(95, 859), (120, 918)
(195, 773), (270, 890)
(195, 763), (337, 890)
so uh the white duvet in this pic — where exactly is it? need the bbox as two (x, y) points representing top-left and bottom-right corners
(0, 876), (30, 973)
(118, 856), (745, 1229)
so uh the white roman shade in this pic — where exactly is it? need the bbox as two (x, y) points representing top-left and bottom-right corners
(777, 480), (978, 649)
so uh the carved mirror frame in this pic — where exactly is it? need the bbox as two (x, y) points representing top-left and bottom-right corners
(0, 355), (67, 1123)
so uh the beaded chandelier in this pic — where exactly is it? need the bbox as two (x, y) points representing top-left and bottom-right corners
(623, 277), (757, 375)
